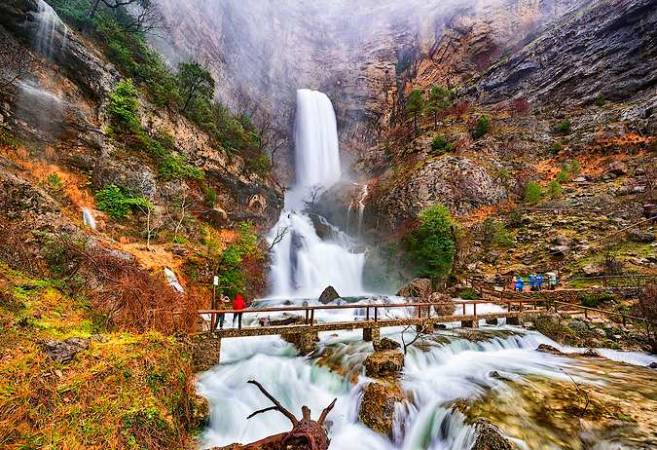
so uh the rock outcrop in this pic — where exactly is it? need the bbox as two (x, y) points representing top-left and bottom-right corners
(318, 286), (340, 304)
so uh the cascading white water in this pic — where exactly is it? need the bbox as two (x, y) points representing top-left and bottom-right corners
(34, 0), (68, 59)
(267, 89), (366, 299)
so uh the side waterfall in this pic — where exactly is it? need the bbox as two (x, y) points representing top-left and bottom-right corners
(267, 89), (366, 299)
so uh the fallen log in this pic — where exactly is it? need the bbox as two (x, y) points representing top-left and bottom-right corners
(214, 380), (336, 450)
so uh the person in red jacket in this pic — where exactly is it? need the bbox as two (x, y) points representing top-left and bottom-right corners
(232, 292), (246, 328)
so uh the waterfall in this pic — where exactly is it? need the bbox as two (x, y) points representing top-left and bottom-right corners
(266, 89), (366, 299)
(34, 0), (68, 59)
(82, 208), (97, 230)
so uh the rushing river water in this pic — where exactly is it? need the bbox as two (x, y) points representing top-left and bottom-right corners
(198, 90), (657, 449)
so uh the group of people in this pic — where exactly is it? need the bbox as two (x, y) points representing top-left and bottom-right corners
(512, 272), (558, 292)
(215, 292), (246, 329)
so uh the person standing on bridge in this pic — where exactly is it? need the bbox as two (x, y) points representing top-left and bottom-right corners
(233, 292), (246, 328)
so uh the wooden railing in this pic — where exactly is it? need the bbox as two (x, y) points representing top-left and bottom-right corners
(198, 298), (544, 333)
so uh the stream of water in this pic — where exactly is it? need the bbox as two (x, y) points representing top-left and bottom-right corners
(198, 90), (657, 450)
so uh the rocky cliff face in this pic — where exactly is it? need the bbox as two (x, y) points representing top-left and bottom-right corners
(153, 0), (588, 183)
(0, 0), (282, 301)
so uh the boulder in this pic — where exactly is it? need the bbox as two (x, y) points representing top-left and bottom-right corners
(536, 344), (563, 355)
(358, 381), (406, 437)
(472, 419), (516, 450)
(318, 286), (340, 304)
(649, 362), (657, 369)
(627, 230), (655, 243)
(373, 337), (401, 352)
(549, 236), (572, 257)
(607, 161), (628, 176)
(582, 263), (605, 276)
(41, 337), (90, 364)
(364, 350), (404, 378)
(397, 278), (432, 298)
(202, 207), (229, 227)
(425, 292), (456, 316)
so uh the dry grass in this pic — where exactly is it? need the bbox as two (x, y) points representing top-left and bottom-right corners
(0, 263), (205, 450)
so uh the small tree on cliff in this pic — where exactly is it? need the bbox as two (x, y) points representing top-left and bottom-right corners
(176, 61), (215, 114)
(407, 204), (456, 286)
(406, 89), (425, 135)
(636, 284), (657, 354)
(427, 85), (452, 129)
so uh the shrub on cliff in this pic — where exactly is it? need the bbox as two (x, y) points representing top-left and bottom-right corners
(406, 89), (425, 134)
(431, 135), (455, 155)
(471, 115), (490, 139)
(95, 184), (151, 220)
(406, 204), (456, 284)
(554, 119), (572, 135)
(107, 79), (140, 133)
(523, 181), (543, 204)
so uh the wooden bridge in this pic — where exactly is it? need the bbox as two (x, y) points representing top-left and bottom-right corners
(188, 280), (654, 369)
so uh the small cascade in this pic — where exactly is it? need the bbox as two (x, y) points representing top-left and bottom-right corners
(349, 183), (369, 236)
(34, 0), (69, 59)
(82, 208), (97, 230)
(163, 268), (184, 293)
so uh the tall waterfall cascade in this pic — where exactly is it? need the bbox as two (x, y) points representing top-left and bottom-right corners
(34, 0), (69, 59)
(267, 89), (366, 299)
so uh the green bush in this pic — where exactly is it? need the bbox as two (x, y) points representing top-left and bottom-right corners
(457, 288), (480, 300)
(204, 186), (217, 208)
(546, 180), (563, 199)
(549, 142), (564, 154)
(431, 135), (455, 154)
(595, 94), (606, 107)
(107, 79), (140, 133)
(554, 119), (572, 135)
(555, 159), (581, 183)
(406, 204), (456, 282)
(482, 218), (514, 248)
(47, 173), (64, 192)
(523, 182), (543, 204)
(471, 116), (490, 139)
(580, 292), (615, 308)
(95, 185), (151, 220)
(217, 222), (260, 297)
(246, 153), (272, 177)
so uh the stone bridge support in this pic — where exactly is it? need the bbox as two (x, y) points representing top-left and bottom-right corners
(283, 331), (319, 354)
(460, 319), (479, 328)
(188, 333), (222, 373)
(363, 327), (380, 342)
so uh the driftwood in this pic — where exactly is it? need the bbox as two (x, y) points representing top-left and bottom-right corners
(216, 380), (336, 450)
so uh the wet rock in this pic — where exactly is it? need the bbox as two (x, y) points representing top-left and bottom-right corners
(41, 337), (90, 364)
(581, 348), (601, 358)
(397, 278), (432, 298)
(283, 332), (319, 355)
(536, 344), (563, 355)
(627, 230), (655, 243)
(364, 350), (404, 378)
(488, 371), (512, 381)
(358, 381), (406, 437)
(373, 337), (401, 352)
(318, 286), (340, 304)
(472, 419), (516, 450)
(649, 362), (657, 369)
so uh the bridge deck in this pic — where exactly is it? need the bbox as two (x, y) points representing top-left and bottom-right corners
(200, 309), (543, 338)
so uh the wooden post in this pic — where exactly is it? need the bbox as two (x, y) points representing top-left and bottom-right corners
(374, 306), (378, 322)
(310, 309), (315, 325)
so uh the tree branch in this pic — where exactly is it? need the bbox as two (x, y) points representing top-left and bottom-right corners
(247, 380), (299, 426)
(317, 398), (337, 425)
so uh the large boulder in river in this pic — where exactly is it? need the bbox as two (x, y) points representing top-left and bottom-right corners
(359, 380), (406, 437)
(318, 286), (340, 304)
(472, 419), (516, 450)
(397, 278), (432, 298)
(364, 350), (404, 378)
(425, 292), (456, 316)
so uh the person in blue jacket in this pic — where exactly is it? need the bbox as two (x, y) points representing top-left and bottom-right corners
(515, 276), (525, 292)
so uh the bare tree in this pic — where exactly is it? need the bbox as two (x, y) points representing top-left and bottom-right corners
(267, 225), (289, 252)
(636, 284), (657, 354)
(87, 0), (161, 35)
(173, 192), (188, 241)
